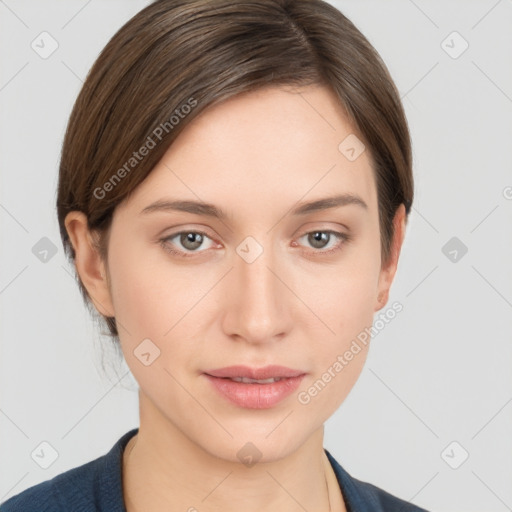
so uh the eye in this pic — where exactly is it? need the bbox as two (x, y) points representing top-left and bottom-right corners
(295, 230), (351, 255)
(160, 228), (351, 259)
(160, 230), (216, 257)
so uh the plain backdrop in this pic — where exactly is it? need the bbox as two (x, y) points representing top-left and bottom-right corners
(1, 1), (511, 511)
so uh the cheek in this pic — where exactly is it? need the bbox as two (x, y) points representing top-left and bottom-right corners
(108, 262), (166, 339)
(299, 243), (380, 348)
(107, 253), (199, 398)
(311, 277), (374, 381)
(295, 283), (374, 419)
(107, 244), (219, 380)
(108, 237), (197, 338)
(294, 244), (380, 409)
(105, 247), (175, 385)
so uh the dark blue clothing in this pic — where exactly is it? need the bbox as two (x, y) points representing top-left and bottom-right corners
(1, 428), (429, 511)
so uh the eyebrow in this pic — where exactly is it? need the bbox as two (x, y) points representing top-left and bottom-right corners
(140, 193), (368, 219)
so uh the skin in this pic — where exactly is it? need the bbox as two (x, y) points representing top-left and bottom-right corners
(65, 83), (406, 512)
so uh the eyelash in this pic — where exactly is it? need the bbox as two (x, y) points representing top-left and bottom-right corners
(159, 229), (352, 258)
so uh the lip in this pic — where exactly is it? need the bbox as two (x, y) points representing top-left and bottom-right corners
(204, 374), (305, 409)
(204, 365), (305, 380)
(203, 366), (306, 409)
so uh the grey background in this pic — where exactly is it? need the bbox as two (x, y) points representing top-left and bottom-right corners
(1, 1), (511, 511)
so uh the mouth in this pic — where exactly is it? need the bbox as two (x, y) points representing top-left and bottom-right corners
(203, 365), (306, 409)
(204, 364), (306, 380)
(220, 376), (287, 384)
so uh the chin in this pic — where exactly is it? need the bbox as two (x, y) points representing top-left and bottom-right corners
(196, 420), (314, 466)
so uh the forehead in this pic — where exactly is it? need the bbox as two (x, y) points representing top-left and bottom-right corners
(118, 84), (377, 220)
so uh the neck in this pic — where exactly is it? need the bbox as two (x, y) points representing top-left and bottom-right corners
(122, 391), (346, 512)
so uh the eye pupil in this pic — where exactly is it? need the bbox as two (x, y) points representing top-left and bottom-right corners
(309, 231), (329, 249)
(181, 232), (203, 250)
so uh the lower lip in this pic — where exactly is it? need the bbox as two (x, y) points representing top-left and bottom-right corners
(204, 374), (305, 409)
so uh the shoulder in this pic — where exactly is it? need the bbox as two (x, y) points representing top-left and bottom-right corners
(0, 429), (138, 512)
(325, 449), (431, 512)
(0, 478), (61, 512)
(0, 458), (100, 512)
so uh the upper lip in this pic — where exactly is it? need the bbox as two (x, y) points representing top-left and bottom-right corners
(204, 365), (305, 380)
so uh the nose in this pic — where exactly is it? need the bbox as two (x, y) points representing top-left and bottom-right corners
(221, 240), (292, 345)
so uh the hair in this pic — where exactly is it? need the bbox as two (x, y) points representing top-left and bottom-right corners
(57, 0), (413, 342)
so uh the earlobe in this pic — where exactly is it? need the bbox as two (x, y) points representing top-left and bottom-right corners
(374, 204), (406, 312)
(64, 211), (115, 318)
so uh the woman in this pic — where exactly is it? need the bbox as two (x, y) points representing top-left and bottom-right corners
(1, 0), (430, 510)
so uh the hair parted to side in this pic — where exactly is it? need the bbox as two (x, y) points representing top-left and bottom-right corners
(57, 0), (413, 341)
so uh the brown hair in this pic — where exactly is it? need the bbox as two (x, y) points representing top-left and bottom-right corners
(57, 0), (413, 340)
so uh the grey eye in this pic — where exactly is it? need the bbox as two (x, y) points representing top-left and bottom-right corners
(307, 231), (331, 249)
(179, 232), (205, 251)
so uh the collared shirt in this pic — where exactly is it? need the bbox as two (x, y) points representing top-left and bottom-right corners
(1, 428), (430, 511)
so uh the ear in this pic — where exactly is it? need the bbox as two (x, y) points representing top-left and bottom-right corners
(64, 211), (115, 318)
(374, 204), (407, 312)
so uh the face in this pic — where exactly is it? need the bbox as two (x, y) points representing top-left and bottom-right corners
(69, 84), (404, 463)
